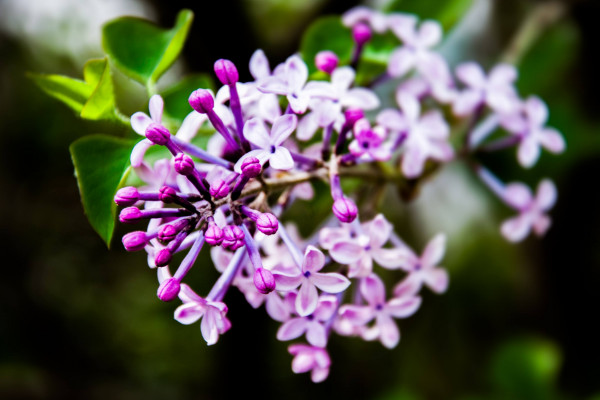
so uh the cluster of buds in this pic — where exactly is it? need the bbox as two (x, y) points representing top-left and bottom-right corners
(115, 6), (564, 382)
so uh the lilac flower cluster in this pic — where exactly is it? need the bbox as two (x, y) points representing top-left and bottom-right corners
(114, 6), (564, 382)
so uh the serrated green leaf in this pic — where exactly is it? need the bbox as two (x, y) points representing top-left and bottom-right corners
(161, 74), (215, 123)
(70, 134), (137, 246)
(102, 9), (194, 87)
(300, 16), (354, 74)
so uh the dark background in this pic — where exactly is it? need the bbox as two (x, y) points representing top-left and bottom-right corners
(1, 0), (600, 399)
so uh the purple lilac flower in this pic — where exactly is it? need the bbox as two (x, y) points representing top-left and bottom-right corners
(339, 273), (421, 348)
(500, 96), (566, 167)
(271, 245), (350, 317)
(453, 62), (520, 116)
(234, 114), (297, 172)
(277, 294), (338, 347)
(348, 118), (392, 162)
(288, 344), (331, 383)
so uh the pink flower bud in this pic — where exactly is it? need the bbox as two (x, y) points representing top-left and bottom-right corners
(205, 223), (224, 246)
(344, 108), (365, 126)
(332, 197), (358, 223)
(114, 186), (139, 206)
(241, 157), (261, 178)
(158, 224), (177, 243)
(157, 278), (181, 302)
(119, 207), (142, 224)
(352, 22), (372, 45)
(122, 231), (147, 251)
(256, 213), (279, 235)
(210, 179), (230, 199)
(222, 225), (245, 250)
(254, 268), (276, 294)
(214, 59), (239, 85)
(315, 51), (339, 74)
(145, 122), (171, 145)
(158, 186), (177, 203)
(189, 89), (214, 114)
(155, 248), (172, 267)
(174, 153), (195, 176)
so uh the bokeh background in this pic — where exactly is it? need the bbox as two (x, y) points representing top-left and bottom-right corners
(1, 0), (600, 399)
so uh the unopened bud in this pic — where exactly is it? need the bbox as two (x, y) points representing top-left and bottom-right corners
(158, 224), (177, 243)
(256, 213), (279, 235)
(145, 122), (171, 145)
(189, 89), (214, 114)
(157, 278), (181, 302)
(210, 179), (230, 199)
(332, 197), (358, 223)
(122, 231), (147, 251)
(344, 108), (365, 127)
(254, 268), (276, 294)
(119, 207), (142, 224)
(222, 225), (245, 251)
(315, 51), (339, 74)
(114, 187), (140, 206)
(155, 248), (173, 267)
(214, 59), (239, 85)
(158, 186), (177, 203)
(205, 223), (224, 246)
(241, 156), (262, 178)
(352, 23), (372, 45)
(174, 153), (195, 176)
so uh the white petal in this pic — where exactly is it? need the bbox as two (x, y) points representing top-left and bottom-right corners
(131, 112), (152, 136)
(250, 49), (270, 80)
(535, 179), (557, 210)
(271, 114), (298, 146)
(243, 118), (272, 148)
(421, 233), (446, 267)
(269, 147), (294, 170)
(149, 94), (164, 122)
(500, 215), (532, 242)
(517, 136), (541, 168)
(286, 55), (309, 93)
(423, 268), (449, 293)
(388, 47), (416, 78)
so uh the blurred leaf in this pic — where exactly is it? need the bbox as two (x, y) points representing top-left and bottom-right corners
(102, 10), (194, 88)
(161, 74), (215, 123)
(385, 0), (474, 31)
(490, 337), (562, 400)
(28, 58), (121, 123)
(300, 16), (353, 74)
(70, 134), (136, 247)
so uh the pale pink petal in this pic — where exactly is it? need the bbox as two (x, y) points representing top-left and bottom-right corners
(393, 273), (423, 297)
(342, 6), (373, 27)
(130, 139), (153, 167)
(388, 14), (418, 41)
(176, 111), (206, 142)
(422, 268), (449, 293)
(419, 111), (450, 139)
(201, 309), (219, 345)
(273, 273), (303, 291)
(318, 227), (351, 250)
(417, 20), (442, 48)
(342, 88), (380, 109)
(456, 62), (486, 88)
(421, 233), (446, 267)
(296, 281), (319, 317)
(489, 63), (518, 86)
(377, 109), (407, 132)
(377, 314), (400, 349)
(524, 96), (548, 127)
(360, 273), (386, 306)
(131, 112), (152, 136)
(149, 94), (164, 122)
(486, 90), (519, 115)
(304, 81), (337, 99)
(244, 118), (272, 148)
(365, 214), (392, 248)
(539, 128), (565, 153)
(277, 318), (308, 341)
(330, 241), (365, 265)
(533, 215), (552, 236)
(313, 296), (338, 321)
(517, 135), (540, 168)
(258, 94), (282, 124)
(371, 247), (413, 269)
(271, 114), (298, 146)
(348, 254), (373, 278)
(179, 283), (204, 303)
(536, 179), (557, 210)
(339, 304), (375, 325)
(453, 89), (483, 116)
(296, 112), (320, 141)
(501, 215), (532, 242)
(311, 367), (329, 383)
(500, 112), (528, 134)
(258, 77), (289, 95)
(286, 55), (309, 93)
(311, 272), (351, 293)
(269, 147), (294, 170)
(302, 245), (326, 273)
(250, 49), (270, 80)
(402, 147), (427, 178)
(397, 91), (421, 122)
(385, 296), (422, 318)
(266, 293), (291, 322)
(306, 323), (327, 347)
(503, 182), (533, 209)
(174, 303), (204, 325)
(388, 47), (416, 78)
(291, 352), (314, 373)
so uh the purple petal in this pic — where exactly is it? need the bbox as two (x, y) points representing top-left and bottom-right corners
(397, 91), (421, 122)
(339, 304), (375, 325)
(539, 128), (565, 154)
(393, 273), (423, 297)
(305, 322), (327, 347)
(130, 139), (153, 167)
(377, 314), (400, 349)
(250, 49), (270, 80)
(421, 233), (446, 268)
(501, 215), (532, 243)
(503, 182), (533, 210)
(201, 309), (219, 345)
(296, 112), (320, 141)
(402, 147), (427, 178)
(455, 62), (486, 88)
(271, 114), (298, 146)
(342, 88), (380, 110)
(291, 352), (314, 373)
(371, 247), (413, 269)
(376, 109), (407, 132)
(273, 273), (303, 291)
(318, 227), (351, 250)
(331, 66), (355, 92)
(176, 111), (206, 142)
(386, 296), (422, 318)
(286, 55), (309, 93)
(535, 179), (557, 210)
(486, 89), (519, 115)
(419, 111), (449, 139)
(288, 92), (310, 114)
(365, 214), (392, 248)
(452, 89), (483, 117)
(360, 273), (386, 306)
(265, 292), (291, 322)
(311, 272), (351, 294)
(417, 20), (442, 48)
(329, 241), (364, 265)
(277, 318), (308, 341)
(244, 118), (272, 148)
(131, 112), (152, 135)
(302, 245), (326, 273)
(423, 268), (449, 294)
(533, 215), (552, 236)
(313, 295), (338, 321)
(517, 135), (541, 168)
(489, 64), (518, 86)
(149, 94), (164, 122)
(174, 303), (204, 325)
(388, 47), (416, 78)
(296, 281), (319, 317)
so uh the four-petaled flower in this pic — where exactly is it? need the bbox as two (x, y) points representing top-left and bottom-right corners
(277, 294), (338, 347)
(288, 344), (331, 383)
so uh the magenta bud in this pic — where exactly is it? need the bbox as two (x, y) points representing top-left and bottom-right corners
(344, 108), (365, 126)
(174, 153), (195, 176)
(214, 59), (239, 85)
(158, 186), (177, 203)
(241, 156), (262, 178)
(145, 122), (171, 145)
(158, 224), (177, 243)
(256, 213), (279, 235)
(157, 278), (181, 302)
(155, 248), (172, 267)
(254, 268), (276, 294)
(205, 224), (224, 246)
(210, 179), (230, 199)
(122, 231), (147, 252)
(222, 225), (245, 250)
(332, 197), (358, 223)
(315, 51), (339, 74)
(352, 22), (372, 45)
(189, 89), (215, 114)
(119, 207), (142, 224)
(114, 186), (140, 206)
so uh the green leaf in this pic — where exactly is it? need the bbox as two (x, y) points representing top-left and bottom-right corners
(29, 58), (122, 123)
(161, 74), (215, 123)
(102, 9), (194, 88)
(385, 0), (474, 31)
(300, 16), (354, 74)
(70, 134), (137, 246)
